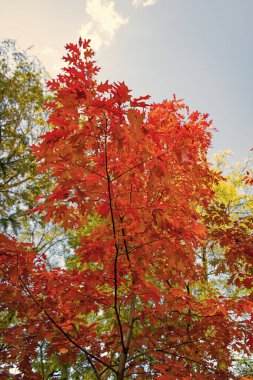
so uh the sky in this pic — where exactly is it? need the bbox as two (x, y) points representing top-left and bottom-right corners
(0, 0), (252, 162)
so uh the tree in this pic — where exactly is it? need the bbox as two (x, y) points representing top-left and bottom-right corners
(200, 151), (253, 377)
(0, 39), (252, 379)
(0, 39), (50, 233)
(0, 39), (70, 265)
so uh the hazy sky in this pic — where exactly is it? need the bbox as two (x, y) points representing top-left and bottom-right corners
(1, 0), (252, 162)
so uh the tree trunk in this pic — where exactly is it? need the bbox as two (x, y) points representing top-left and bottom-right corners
(117, 293), (136, 380)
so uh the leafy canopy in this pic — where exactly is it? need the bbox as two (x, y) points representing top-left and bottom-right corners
(0, 39), (252, 379)
(0, 39), (48, 233)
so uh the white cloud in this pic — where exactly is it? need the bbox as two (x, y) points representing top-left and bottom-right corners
(39, 46), (56, 56)
(79, 0), (128, 51)
(132, 0), (158, 7)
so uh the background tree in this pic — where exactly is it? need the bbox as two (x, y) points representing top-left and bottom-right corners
(0, 39), (252, 379)
(200, 151), (253, 377)
(0, 39), (49, 232)
(0, 39), (69, 264)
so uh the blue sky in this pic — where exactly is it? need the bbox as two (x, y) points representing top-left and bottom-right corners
(1, 0), (252, 162)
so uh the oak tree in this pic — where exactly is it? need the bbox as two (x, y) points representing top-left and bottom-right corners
(0, 39), (252, 379)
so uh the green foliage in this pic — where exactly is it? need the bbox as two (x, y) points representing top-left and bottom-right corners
(67, 213), (103, 271)
(0, 39), (70, 264)
(202, 151), (253, 375)
(0, 39), (49, 233)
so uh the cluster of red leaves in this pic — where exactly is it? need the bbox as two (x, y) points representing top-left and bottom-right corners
(1, 39), (252, 379)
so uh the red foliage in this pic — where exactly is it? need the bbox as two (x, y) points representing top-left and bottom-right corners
(1, 39), (252, 379)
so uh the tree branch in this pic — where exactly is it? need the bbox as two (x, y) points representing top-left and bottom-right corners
(112, 158), (152, 182)
(104, 119), (125, 355)
(18, 276), (116, 378)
